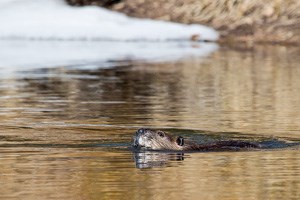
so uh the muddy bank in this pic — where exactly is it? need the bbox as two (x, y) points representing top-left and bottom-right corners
(66, 0), (300, 45)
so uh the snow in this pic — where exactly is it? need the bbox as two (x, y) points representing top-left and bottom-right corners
(0, 0), (219, 78)
(0, 40), (218, 77)
(0, 0), (219, 41)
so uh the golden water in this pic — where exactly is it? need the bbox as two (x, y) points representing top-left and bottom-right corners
(0, 45), (299, 200)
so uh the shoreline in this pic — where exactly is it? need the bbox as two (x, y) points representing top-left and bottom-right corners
(66, 0), (300, 45)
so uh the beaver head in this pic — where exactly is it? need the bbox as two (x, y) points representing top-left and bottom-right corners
(133, 128), (185, 151)
(133, 128), (260, 151)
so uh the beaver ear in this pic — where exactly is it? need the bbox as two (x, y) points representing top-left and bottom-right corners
(176, 136), (184, 146)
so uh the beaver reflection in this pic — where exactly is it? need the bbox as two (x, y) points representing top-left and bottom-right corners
(133, 151), (184, 169)
(133, 128), (260, 151)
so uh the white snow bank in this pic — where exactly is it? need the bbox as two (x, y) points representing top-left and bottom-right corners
(0, 0), (219, 41)
(0, 40), (218, 77)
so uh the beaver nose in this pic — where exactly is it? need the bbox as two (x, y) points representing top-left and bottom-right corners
(137, 128), (145, 134)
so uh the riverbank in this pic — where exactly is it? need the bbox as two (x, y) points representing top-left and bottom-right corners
(67, 0), (300, 45)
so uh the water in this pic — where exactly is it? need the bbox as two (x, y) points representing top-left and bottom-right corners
(0, 44), (299, 200)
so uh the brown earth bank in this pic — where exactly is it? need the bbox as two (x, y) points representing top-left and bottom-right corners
(66, 0), (300, 45)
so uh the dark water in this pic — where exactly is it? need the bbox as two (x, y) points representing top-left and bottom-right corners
(0, 45), (300, 199)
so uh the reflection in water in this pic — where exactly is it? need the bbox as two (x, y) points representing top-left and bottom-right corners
(0, 147), (299, 200)
(0, 45), (299, 199)
(133, 151), (184, 169)
(0, 40), (218, 72)
(0, 51), (298, 135)
(1, 46), (299, 137)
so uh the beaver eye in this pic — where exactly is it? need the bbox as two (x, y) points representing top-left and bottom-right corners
(176, 136), (184, 146)
(157, 131), (165, 138)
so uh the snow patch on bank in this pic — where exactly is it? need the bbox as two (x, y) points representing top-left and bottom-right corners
(0, 0), (219, 41)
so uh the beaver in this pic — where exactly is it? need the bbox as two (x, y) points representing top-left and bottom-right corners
(133, 128), (260, 151)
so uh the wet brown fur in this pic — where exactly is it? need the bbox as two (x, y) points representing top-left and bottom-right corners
(134, 128), (259, 151)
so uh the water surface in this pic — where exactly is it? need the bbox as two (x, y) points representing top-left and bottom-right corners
(0, 44), (299, 200)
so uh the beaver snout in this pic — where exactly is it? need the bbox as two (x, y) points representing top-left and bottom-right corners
(133, 128), (146, 148)
(133, 128), (184, 150)
(133, 128), (155, 149)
